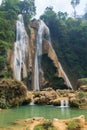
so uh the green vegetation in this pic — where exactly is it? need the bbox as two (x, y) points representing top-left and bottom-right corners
(40, 7), (87, 88)
(41, 54), (68, 90)
(77, 78), (87, 88)
(67, 119), (81, 130)
(0, 0), (36, 79)
(0, 0), (87, 91)
(34, 125), (44, 130)
(77, 91), (87, 99)
(69, 101), (79, 108)
(71, 0), (80, 18)
(0, 78), (28, 108)
(76, 91), (87, 106)
(34, 120), (55, 130)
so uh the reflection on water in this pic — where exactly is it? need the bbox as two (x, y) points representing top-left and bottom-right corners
(0, 105), (87, 127)
(61, 108), (70, 118)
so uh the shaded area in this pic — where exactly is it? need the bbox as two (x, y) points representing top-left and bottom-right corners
(41, 54), (68, 90)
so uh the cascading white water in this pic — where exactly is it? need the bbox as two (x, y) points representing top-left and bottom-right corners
(14, 14), (29, 80)
(34, 20), (73, 91)
(61, 100), (64, 107)
(59, 63), (73, 89)
(60, 100), (69, 108)
(34, 20), (49, 91)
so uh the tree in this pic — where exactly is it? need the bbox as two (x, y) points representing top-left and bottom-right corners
(71, 0), (80, 18)
(83, 4), (87, 20)
(40, 6), (56, 24)
(1, 0), (20, 12)
(57, 11), (68, 21)
(18, 0), (36, 18)
(0, 0), (36, 79)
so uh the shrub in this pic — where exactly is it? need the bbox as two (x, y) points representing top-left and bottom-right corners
(34, 120), (55, 130)
(77, 78), (87, 89)
(0, 78), (27, 108)
(42, 120), (54, 130)
(67, 119), (80, 130)
(69, 101), (79, 108)
(77, 91), (87, 99)
(34, 125), (44, 130)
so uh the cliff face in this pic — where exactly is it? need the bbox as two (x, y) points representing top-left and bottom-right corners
(8, 19), (72, 90)
(30, 20), (72, 89)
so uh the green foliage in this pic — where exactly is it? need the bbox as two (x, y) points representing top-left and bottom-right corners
(34, 125), (44, 130)
(57, 11), (68, 20)
(0, 78), (27, 108)
(77, 91), (87, 99)
(41, 54), (68, 90)
(71, 0), (80, 18)
(67, 119), (80, 130)
(71, 0), (80, 8)
(69, 101), (79, 108)
(0, 95), (11, 109)
(34, 120), (55, 130)
(77, 78), (87, 87)
(1, 0), (20, 12)
(40, 8), (87, 89)
(0, 0), (36, 78)
(18, 0), (36, 18)
(42, 120), (53, 130)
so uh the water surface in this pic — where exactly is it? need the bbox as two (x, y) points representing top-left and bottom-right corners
(0, 105), (87, 127)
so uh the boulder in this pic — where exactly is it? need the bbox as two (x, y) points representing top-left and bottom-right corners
(33, 88), (57, 105)
(79, 85), (87, 92)
(0, 78), (28, 108)
(77, 78), (87, 90)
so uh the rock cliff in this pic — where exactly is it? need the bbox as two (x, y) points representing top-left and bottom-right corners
(8, 18), (72, 90)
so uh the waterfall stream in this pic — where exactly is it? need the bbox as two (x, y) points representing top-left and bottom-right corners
(59, 63), (73, 89)
(60, 100), (69, 108)
(14, 14), (29, 80)
(34, 20), (49, 91)
(34, 20), (73, 90)
(14, 16), (72, 90)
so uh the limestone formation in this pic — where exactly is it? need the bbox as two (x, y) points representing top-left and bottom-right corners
(2, 115), (86, 130)
(30, 19), (72, 89)
(9, 18), (72, 90)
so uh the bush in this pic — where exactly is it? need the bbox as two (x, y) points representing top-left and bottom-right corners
(77, 78), (87, 89)
(69, 101), (79, 108)
(42, 120), (54, 130)
(0, 78), (28, 108)
(77, 91), (87, 99)
(34, 120), (55, 130)
(67, 119), (80, 130)
(34, 125), (44, 130)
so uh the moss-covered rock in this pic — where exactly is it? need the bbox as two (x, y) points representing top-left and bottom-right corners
(33, 88), (57, 105)
(67, 119), (81, 130)
(77, 78), (87, 90)
(0, 78), (28, 108)
(34, 120), (55, 130)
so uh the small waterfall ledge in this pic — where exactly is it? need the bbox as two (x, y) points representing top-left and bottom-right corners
(60, 100), (69, 108)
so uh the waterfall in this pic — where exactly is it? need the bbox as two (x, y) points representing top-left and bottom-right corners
(60, 100), (69, 108)
(34, 20), (72, 91)
(14, 14), (29, 80)
(59, 63), (73, 90)
(34, 20), (49, 91)
(61, 100), (64, 107)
